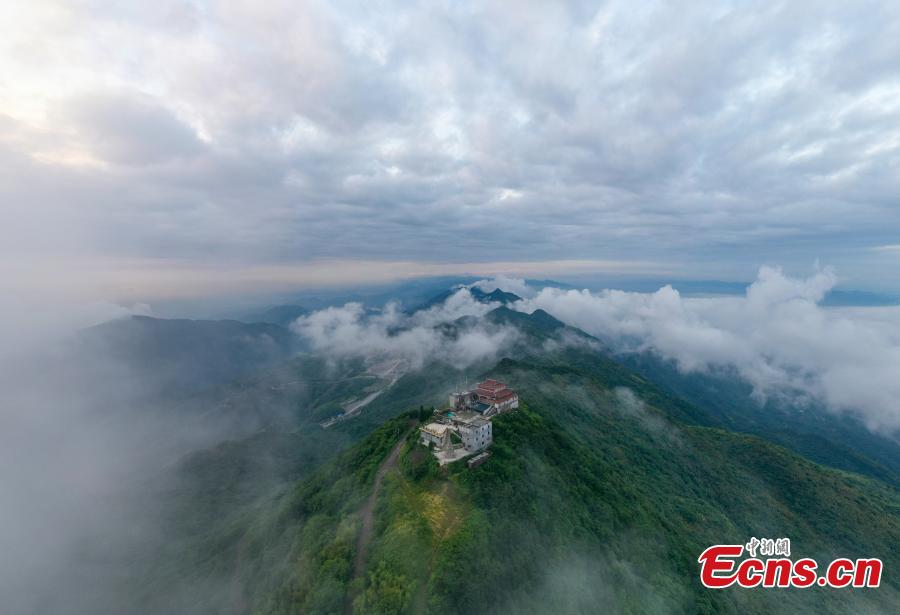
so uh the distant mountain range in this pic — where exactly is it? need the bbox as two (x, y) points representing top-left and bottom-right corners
(73, 315), (300, 395)
(61, 284), (900, 614)
(411, 285), (523, 313)
(144, 301), (899, 613)
(548, 277), (900, 306)
(236, 304), (309, 327)
(222, 276), (898, 334)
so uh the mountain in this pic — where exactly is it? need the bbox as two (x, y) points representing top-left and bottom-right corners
(618, 352), (900, 486)
(485, 305), (566, 339)
(188, 353), (899, 614)
(482, 304), (900, 488)
(279, 277), (482, 312)
(270, 277), (572, 313)
(554, 277), (899, 307)
(117, 306), (899, 614)
(236, 304), (309, 327)
(433, 306), (569, 346)
(73, 315), (299, 395)
(413, 286), (523, 313)
(469, 287), (522, 305)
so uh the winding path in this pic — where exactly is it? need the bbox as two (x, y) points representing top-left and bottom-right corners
(345, 425), (413, 614)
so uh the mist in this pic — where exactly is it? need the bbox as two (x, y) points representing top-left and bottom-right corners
(0, 298), (301, 614)
(291, 288), (520, 370)
(0, 281), (515, 613)
(500, 267), (900, 434)
(3, 0), (900, 611)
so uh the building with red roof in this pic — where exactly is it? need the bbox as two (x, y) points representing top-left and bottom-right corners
(472, 379), (519, 416)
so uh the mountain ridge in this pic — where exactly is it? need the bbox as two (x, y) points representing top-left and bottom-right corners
(213, 355), (900, 614)
(62, 285), (900, 614)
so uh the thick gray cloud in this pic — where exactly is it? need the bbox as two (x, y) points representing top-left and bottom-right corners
(65, 92), (205, 165)
(2, 1), (900, 293)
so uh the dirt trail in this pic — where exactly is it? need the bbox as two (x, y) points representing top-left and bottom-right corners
(345, 426), (413, 614)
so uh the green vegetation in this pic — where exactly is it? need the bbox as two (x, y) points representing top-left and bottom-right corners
(619, 351), (900, 484)
(123, 307), (900, 614)
(217, 357), (899, 614)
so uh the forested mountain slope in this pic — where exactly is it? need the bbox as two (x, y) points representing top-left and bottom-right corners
(218, 356), (900, 614)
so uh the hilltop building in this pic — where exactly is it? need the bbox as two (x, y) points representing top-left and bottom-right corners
(455, 413), (492, 451)
(420, 379), (517, 465)
(419, 422), (452, 449)
(449, 378), (519, 417)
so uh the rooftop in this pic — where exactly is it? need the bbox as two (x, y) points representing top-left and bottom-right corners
(476, 379), (505, 391)
(421, 422), (451, 437)
(473, 401), (493, 414)
(452, 410), (491, 427)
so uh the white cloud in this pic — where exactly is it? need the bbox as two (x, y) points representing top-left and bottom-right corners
(471, 275), (535, 298)
(409, 287), (501, 326)
(516, 266), (900, 433)
(291, 289), (518, 369)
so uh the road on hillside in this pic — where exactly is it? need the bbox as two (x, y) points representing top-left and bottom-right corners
(345, 425), (413, 614)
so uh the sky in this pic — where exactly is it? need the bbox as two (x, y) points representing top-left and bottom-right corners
(3, 0), (900, 307)
(4, 6), (900, 609)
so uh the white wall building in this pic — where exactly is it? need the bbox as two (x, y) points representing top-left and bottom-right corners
(454, 414), (492, 452)
(422, 379), (518, 464)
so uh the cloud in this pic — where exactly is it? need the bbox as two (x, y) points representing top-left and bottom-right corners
(3, 2), (900, 288)
(65, 91), (205, 165)
(515, 266), (900, 433)
(291, 288), (518, 369)
(409, 286), (502, 325)
(873, 244), (900, 253)
(0, 311), (272, 614)
(614, 387), (682, 446)
(0, 286), (154, 360)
